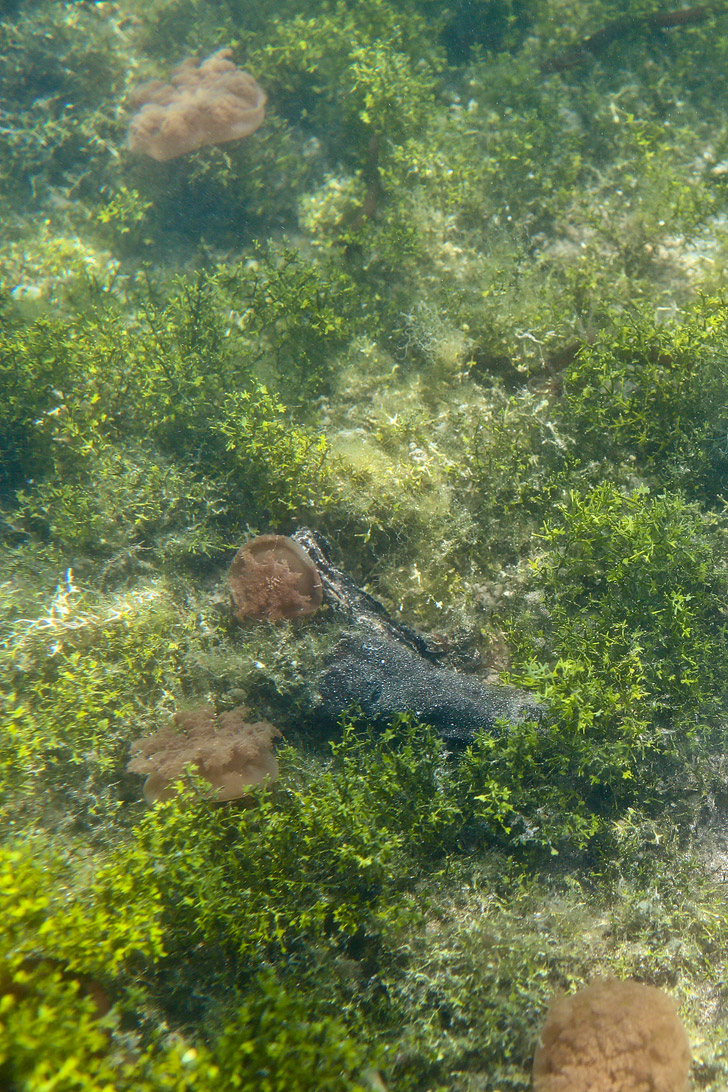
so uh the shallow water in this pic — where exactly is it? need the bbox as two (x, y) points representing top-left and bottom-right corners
(2, 2), (728, 1088)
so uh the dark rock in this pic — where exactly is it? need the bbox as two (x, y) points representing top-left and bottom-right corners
(316, 632), (542, 742)
(286, 528), (543, 741)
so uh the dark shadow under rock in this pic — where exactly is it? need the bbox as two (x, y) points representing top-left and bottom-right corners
(315, 632), (543, 742)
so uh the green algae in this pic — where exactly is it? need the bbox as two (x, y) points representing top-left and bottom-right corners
(4, 0), (728, 1088)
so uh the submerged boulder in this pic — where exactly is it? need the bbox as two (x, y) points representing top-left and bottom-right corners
(316, 631), (541, 742)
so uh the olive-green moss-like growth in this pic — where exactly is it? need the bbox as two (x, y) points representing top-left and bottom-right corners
(216, 243), (360, 396)
(0, 841), (239, 1091)
(253, 0), (443, 150)
(0, 1), (125, 207)
(95, 186), (154, 256)
(5, 709), (728, 1092)
(119, 726), (438, 974)
(0, 302), (80, 496)
(83, 719), (510, 1010)
(0, 573), (197, 825)
(0, 839), (376, 1092)
(503, 484), (728, 852)
(210, 972), (376, 1092)
(14, 440), (233, 560)
(0, 263), (337, 552)
(559, 300), (728, 502)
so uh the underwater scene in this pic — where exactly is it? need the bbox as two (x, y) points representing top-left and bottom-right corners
(4, 0), (728, 1088)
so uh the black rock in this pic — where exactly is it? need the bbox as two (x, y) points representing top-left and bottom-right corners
(316, 632), (542, 742)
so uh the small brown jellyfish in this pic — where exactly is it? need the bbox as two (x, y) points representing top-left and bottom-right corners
(228, 535), (324, 622)
(532, 977), (691, 1092)
(127, 704), (281, 805)
(127, 48), (266, 162)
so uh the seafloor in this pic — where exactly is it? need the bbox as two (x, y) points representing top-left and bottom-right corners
(3, 0), (728, 1088)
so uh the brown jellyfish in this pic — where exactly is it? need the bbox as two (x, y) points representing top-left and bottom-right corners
(127, 48), (266, 162)
(532, 977), (691, 1092)
(127, 704), (281, 805)
(228, 535), (324, 622)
